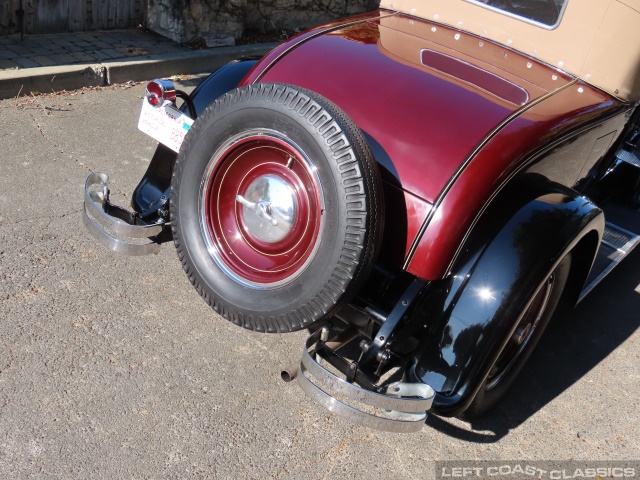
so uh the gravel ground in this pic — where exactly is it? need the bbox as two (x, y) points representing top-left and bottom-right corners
(0, 79), (638, 479)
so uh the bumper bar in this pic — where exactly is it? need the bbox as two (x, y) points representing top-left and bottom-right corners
(296, 330), (435, 433)
(83, 173), (165, 256)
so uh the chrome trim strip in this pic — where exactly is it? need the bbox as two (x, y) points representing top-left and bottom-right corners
(402, 78), (579, 271)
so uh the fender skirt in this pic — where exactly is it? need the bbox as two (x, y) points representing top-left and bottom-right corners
(131, 58), (259, 217)
(412, 186), (604, 417)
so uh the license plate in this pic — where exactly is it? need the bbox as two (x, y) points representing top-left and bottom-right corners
(137, 99), (194, 153)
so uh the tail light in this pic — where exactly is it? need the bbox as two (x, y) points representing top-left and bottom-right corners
(145, 79), (176, 107)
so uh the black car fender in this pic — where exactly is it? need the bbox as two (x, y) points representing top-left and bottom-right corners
(412, 177), (604, 417)
(131, 58), (260, 216)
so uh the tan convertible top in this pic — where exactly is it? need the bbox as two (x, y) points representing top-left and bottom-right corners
(379, 0), (640, 101)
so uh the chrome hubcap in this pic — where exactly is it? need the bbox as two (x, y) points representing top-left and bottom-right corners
(236, 175), (296, 244)
(199, 129), (324, 289)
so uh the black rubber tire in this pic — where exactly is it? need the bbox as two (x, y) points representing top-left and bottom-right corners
(170, 83), (383, 333)
(461, 253), (572, 419)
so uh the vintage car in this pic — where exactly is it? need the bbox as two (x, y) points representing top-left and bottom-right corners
(83, 0), (640, 432)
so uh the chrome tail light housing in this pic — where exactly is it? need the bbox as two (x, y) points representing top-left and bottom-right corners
(145, 79), (177, 107)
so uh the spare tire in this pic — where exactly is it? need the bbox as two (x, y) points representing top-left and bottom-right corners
(170, 83), (383, 332)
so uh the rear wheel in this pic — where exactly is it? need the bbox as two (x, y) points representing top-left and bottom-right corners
(462, 253), (572, 418)
(171, 83), (383, 332)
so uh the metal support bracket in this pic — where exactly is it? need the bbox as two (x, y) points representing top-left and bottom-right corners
(358, 278), (427, 369)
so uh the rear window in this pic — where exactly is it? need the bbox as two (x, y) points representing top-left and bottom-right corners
(465, 0), (569, 28)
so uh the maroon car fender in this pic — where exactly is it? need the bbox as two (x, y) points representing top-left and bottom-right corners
(241, 10), (629, 288)
(404, 82), (627, 280)
(240, 10), (581, 274)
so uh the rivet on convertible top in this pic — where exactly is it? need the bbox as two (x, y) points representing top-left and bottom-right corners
(454, 33), (460, 40)
(552, 74), (558, 81)
(507, 39), (513, 45)
(479, 41), (484, 47)
(558, 61), (564, 67)
(585, 74), (591, 80)
(431, 26), (437, 32)
(434, 13), (439, 19)
(527, 62), (532, 69)
(457, 21), (463, 26)
(578, 87), (584, 93)
(411, 8), (416, 13)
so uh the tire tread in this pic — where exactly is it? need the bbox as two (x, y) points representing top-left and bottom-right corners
(171, 83), (382, 332)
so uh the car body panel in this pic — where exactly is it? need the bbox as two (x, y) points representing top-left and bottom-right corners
(243, 13), (572, 206)
(406, 81), (628, 279)
(241, 10), (625, 277)
(380, 0), (640, 101)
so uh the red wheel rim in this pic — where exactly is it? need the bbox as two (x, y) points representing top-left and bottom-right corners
(200, 130), (324, 288)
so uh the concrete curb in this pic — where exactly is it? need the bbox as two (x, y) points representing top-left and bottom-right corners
(0, 64), (105, 99)
(0, 43), (278, 100)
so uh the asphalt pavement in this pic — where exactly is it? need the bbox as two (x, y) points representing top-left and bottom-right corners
(0, 80), (639, 478)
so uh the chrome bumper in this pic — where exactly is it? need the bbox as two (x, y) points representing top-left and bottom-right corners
(83, 173), (165, 256)
(296, 330), (435, 433)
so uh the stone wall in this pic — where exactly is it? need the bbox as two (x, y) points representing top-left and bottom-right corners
(245, 0), (378, 34)
(146, 0), (378, 47)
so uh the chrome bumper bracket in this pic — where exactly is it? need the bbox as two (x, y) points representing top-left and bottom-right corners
(83, 173), (165, 256)
(295, 331), (435, 433)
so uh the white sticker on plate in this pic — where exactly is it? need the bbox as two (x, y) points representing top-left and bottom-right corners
(138, 99), (194, 153)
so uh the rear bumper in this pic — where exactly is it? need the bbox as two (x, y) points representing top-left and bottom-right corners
(83, 173), (166, 256)
(296, 329), (435, 433)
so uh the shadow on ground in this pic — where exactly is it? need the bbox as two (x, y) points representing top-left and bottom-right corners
(173, 76), (205, 88)
(426, 248), (640, 442)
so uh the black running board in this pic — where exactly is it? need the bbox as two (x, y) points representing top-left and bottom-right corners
(579, 222), (640, 301)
